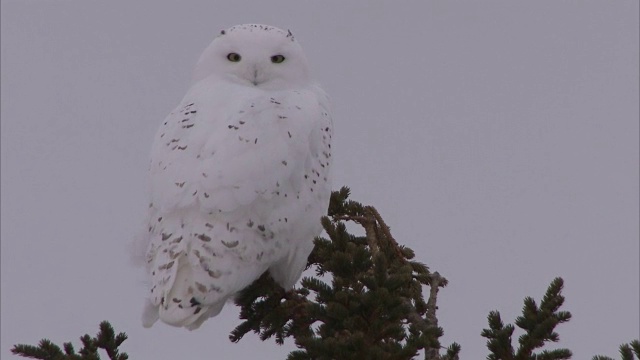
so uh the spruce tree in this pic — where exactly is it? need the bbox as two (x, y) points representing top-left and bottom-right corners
(230, 187), (460, 359)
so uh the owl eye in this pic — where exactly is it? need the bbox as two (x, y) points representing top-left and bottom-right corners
(227, 53), (241, 62)
(271, 55), (286, 64)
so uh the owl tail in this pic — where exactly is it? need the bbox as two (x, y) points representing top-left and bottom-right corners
(143, 257), (226, 330)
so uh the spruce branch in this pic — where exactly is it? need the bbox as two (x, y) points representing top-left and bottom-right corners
(481, 277), (572, 360)
(593, 340), (640, 360)
(11, 321), (128, 360)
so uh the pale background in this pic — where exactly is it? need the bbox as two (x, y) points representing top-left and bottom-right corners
(2, 1), (638, 359)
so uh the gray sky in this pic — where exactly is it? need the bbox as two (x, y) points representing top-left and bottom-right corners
(1, 1), (638, 359)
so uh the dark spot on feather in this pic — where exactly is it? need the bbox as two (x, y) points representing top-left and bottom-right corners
(222, 240), (239, 248)
(195, 282), (207, 293)
(197, 234), (211, 242)
(158, 261), (175, 270)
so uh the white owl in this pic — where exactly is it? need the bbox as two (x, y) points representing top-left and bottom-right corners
(137, 24), (332, 330)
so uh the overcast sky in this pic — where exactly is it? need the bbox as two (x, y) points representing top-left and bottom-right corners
(1, 1), (638, 359)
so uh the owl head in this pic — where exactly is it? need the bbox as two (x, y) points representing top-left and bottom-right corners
(192, 24), (312, 90)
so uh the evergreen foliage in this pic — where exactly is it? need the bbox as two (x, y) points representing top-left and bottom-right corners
(481, 277), (572, 359)
(10, 189), (639, 360)
(593, 340), (640, 360)
(231, 187), (460, 359)
(11, 321), (128, 360)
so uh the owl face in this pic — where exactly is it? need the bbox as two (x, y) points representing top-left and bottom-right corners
(192, 24), (311, 90)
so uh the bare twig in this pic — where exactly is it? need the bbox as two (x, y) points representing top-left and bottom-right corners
(425, 272), (446, 326)
(368, 206), (406, 259)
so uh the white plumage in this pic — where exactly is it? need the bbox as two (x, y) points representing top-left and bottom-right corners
(137, 24), (332, 330)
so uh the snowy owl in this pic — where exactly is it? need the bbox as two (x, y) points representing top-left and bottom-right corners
(137, 24), (332, 330)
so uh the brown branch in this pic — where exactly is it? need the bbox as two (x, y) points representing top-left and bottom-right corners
(334, 214), (379, 257)
(425, 272), (446, 327)
(368, 206), (406, 259)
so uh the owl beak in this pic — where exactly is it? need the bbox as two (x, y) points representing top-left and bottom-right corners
(252, 68), (259, 86)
